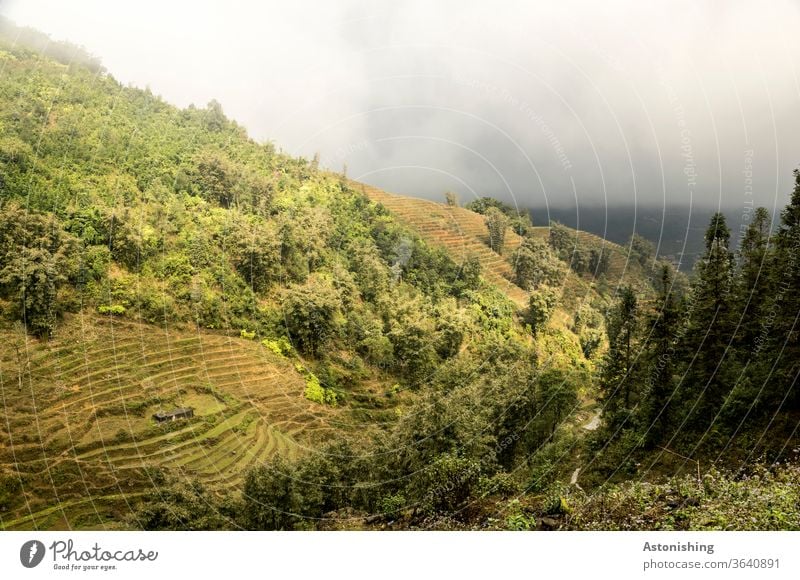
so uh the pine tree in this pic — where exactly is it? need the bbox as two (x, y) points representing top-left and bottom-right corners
(735, 206), (772, 352)
(641, 263), (681, 445)
(682, 212), (736, 421)
(769, 171), (800, 408)
(600, 286), (640, 429)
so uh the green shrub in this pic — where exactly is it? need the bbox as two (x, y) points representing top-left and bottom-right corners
(504, 499), (536, 530)
(98, 304), (126, 316)
(525, 287), (558, 336)
(566, 463), (800, 531)
(262, 336), (293, 357)
(0, 474), (22, 512)
(294, 363), (337, 405)
(113, 428), (132, 443)
(301, 369), (337, 405)
(410, 453), (482, 516)
(379, 493), (407, 516)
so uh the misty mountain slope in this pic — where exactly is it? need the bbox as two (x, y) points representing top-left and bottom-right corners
(530, 205), (749, 272)
(0, 25), (603, 530)
(527, 224), (655, 297)
(10, 18), (797, 533)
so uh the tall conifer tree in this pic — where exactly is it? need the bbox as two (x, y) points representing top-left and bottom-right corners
(600, 286), (640, 430)
(735, 207), (772, 351)
(770, 171), (800, 408)
(683, 213), (736, 421)
(642, 263), (681, 445)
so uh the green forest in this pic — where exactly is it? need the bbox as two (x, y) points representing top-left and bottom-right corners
(0, 19), (798, 531)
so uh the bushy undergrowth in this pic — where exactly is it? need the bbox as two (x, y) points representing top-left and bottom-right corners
(565, 463), (800, 530)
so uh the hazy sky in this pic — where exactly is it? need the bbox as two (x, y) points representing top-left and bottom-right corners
(2, 0), (800, 213)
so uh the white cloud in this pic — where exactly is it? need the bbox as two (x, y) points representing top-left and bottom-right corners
(2, 0), (799, 210)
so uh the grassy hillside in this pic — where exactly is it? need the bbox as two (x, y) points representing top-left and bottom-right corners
(0, 314), (343, 529)
(354, 181), (655, 310)
(353, 182), (530, 306)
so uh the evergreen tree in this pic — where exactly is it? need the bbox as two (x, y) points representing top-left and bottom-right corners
(600, 286), (640, 429)
(629, 233), (656, 270)
(682, 212), (736, 422)
(589, 247), (610, 277)
(641, 263), (681, 445)
(769, 171), (800, 408)
(735, 207), (772, 352)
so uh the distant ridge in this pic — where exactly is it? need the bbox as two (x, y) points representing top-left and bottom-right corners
(352, 181), (655, 309)
(353, 181), (530, 306)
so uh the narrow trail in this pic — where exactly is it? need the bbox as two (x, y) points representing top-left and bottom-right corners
(583, 412), (601, 431)
(571, 409), (602, 487)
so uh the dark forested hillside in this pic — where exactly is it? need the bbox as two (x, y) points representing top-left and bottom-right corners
(0, 20), (798, 532)
(529, 204), (748, 272)
(587, 200), (800, 487)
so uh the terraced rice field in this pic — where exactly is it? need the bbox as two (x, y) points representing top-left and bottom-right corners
(0, 315), (339, 529)
(354, 181), (651, 309)
(526, 227), (652, 298)
(356, 182), (530, 306)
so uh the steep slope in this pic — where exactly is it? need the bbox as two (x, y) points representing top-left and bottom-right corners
(353, 181), (654, 310)
(0, 32), (540, 530)
(0, 22), (662, 532)
(354, 182), (529, 306)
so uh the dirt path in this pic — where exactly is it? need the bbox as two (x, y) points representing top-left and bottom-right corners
(582, 411), (601, 431)
(570, 410), (601, 487)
